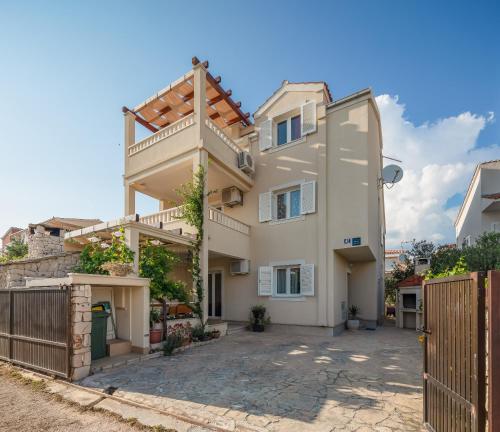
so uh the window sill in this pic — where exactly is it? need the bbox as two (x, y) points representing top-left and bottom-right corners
(269, 216), (305, 226)
(267, 137), (306, 154)
(270, 296), (306, 302)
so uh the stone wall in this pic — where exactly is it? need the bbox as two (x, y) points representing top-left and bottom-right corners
(28, 225), (65, 259)
(0, 252), (80, 288)
(71, 284), (92, 381)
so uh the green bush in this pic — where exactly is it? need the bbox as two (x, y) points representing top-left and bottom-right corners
(0, 237), (28, 263)
(163, 334), (183, 356)
(73, 227), (134, 275)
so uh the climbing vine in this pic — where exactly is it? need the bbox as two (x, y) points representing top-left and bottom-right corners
(176, 165), (208, 327)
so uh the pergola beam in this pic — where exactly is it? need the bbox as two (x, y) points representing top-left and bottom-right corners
(122, 106), (159, 133)
(192, 56), (251, 126)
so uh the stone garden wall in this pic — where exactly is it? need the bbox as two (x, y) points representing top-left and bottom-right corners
(27, 225), (65, 259)
(0, 252), (80, 288)
(70, 284), (92, 381)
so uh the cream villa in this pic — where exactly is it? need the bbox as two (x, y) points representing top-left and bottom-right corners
(455, 159), (500, 247)
(67, 57), (386, 334)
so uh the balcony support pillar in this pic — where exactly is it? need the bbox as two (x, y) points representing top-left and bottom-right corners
(124, 226), (140, 275)
(193, 149), (209, 325)
(125, 183), (136, 216)
(193, 62), (207, 148)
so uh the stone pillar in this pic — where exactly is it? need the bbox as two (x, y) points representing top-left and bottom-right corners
(193, 150), (209, 324)
(124, 227), (140, 274)
(70, 284), (92, 381)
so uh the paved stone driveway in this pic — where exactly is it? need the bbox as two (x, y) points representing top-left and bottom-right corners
(81, 326), (423, 431)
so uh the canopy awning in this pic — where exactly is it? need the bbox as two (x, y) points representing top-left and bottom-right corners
(124, 57), (252, 133)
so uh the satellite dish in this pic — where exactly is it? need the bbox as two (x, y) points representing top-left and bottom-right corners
(382, 164), (404, 184)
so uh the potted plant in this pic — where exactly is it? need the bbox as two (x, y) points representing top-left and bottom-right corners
(150, 308), (162, 344)
(249, 305), (270, 332)
(100, 228), (135, 276)
(347, 305), (360, 330)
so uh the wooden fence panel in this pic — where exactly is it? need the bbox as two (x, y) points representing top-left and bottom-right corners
(0, 287), (71, 378)
(489, 270), (500, 432)
(423, 273), (486, 432)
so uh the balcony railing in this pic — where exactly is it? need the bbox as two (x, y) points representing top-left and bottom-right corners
(205, 118), (242, 154)
(138, 206), (250, 236)
(208, 207), (250, 235)
(139, 206), (184, 226)
(129, 113), (195, 156)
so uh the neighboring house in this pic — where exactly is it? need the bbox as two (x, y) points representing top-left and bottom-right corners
(395, 274), (423, 331)
(385, 249), (405, 276)
(1, 227), (23, 251)
(67, 58), (386, 333)
(455, 160), (500, 247)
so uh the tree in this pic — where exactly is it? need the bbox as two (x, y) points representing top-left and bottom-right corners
(0, 237), (28, 262)
(139, 242), (188, 302)
(385, 239), (436, 303)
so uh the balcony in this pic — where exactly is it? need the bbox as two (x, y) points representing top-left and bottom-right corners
(138, 206), (250, 259)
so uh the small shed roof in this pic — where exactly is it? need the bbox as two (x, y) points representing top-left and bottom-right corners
(398, 274), (424, 288)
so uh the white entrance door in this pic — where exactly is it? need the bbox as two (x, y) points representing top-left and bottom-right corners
(208, 272), (222, 318)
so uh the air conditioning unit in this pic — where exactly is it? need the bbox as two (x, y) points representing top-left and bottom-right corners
(230, 260), (250, 275)
(222, 186), (243, 207)
(238, 151), (254, 175)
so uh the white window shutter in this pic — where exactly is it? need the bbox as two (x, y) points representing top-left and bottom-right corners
(301, 101), (317, 135)
(300, 181), (316, 214)
(259, 192), (273, 222)
(258, 266), (273, 296)
(301, 264), (314, 296)
(259, 119), (273, 151)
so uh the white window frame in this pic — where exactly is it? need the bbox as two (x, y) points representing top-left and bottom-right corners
(463, 235), (472, 247)
(270, 259), (305, 298)
(274, 188), (301, 221)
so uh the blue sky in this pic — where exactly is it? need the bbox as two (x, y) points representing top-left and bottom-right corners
(0, 0), (498, 246)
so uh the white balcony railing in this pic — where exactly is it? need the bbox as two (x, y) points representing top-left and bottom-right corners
(139, 206), (250, 236)
(129, 113), (195, 156)
(208, 207), (250, 235)
(205, 118), (242, 154)
(139, 206), (184, 226)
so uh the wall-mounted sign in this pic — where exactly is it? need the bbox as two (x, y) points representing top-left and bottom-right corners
(344, 237), (362, 247)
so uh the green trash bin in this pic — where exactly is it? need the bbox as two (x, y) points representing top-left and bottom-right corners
(91, 310), (109, 360)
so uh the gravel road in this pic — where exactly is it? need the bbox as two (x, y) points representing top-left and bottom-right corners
(0, 368), (150, 432)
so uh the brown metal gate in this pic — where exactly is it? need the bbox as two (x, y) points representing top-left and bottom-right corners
(0, 287), (71, 378)
(423, 273), (486, 431)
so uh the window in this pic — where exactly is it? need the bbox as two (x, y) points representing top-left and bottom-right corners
(274, 266), (301, 296)
(291, 115), (301, 141)
(276, 115), (301, 146)
(277, 120), (288, 146)
(275, 188), (301, 220)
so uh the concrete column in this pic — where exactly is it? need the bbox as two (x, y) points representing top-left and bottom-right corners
(124, 227), (140, 274)
(124, 183), (136, 216)
(193, 63), (207, 147)
(193, 150), (209, 324)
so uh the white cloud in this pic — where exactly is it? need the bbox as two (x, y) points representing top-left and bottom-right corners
(376, 95), (499, 248)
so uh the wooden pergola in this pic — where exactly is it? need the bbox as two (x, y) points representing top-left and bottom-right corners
(123, 57), (252, 133)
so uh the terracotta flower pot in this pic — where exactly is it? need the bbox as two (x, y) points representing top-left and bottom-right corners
(150, 329), (162, 344)
(101, 262), (133, 277)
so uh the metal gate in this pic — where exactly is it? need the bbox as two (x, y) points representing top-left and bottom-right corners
(0, 287), (71, 378)
(423, 273), (486, 431)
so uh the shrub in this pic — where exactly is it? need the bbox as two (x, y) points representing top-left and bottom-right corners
(163, 334), (183, 356)
(0, 237), (28, 263)
(348, 305), (359, 319)
(74, 228), (134, 275)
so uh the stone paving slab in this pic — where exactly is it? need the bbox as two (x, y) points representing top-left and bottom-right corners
(81, 326), (424, 431)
